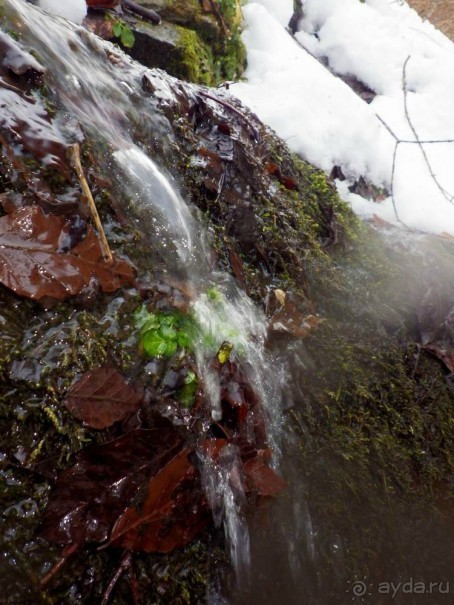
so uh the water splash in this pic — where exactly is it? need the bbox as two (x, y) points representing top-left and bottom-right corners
(113, 147), (194, 262)
(199, 443), (251, 582)
(4, 0), (285, 582)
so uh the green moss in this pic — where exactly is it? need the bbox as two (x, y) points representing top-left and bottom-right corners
(165, 0), (202, 19)
(166, 0), (245, 83)
(215, 28), (246, 81)
(174, 26), (215, 86)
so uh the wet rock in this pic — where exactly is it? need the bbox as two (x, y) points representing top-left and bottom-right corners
(128, 20), (216, 85)
(85, 0), (245, 84)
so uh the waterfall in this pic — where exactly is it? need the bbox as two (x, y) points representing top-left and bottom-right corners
(4, 0), (285, 582)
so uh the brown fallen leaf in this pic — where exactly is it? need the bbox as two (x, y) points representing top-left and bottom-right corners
(0, 206), (134, 301)
(108, 448), (209, 553)
(264, 162), (298, 190)
(0, 33), (71, 174)
(65, 367), (144, 429)
(41, 424), (183, 548)
(273, 288), (286, 307)
(83, 15), (115, 42)
(229, 246), (246, 289)
(243, 449), (286, 497)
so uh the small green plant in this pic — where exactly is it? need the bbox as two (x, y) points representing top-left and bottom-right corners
(206, 286), (223, 303)
(134, 306), (193, 358)
(178, 370), (198, 408)
(112, 19), (135, 48)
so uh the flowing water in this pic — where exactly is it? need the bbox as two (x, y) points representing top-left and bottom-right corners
(3, 0), (285, 589)
(3, 2), (454, 605)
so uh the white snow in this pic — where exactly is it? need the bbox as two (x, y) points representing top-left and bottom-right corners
(37, 0), (86, 24)
(232, 0), (454, 235)
(252, 0), (294, 28)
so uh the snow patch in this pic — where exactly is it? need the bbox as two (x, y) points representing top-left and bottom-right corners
(37, 0), (86, 24)
(231, 0), (454, 235)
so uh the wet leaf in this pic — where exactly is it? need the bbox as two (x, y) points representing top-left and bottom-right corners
(243, 450), (286, 497)
(137, 307), (194, 358)
(372, 214), (393, 229)
(217, 341), (234, 364)
(120, 27), (135, 49)
(177, 331), (191, 348)
(270, 296), (323, 338)
(108, 448), (209, 553)
(264, 162), (298, 190)
(113, 21), (123, 37)
(274, 289), (286, 306)
(41, 424), (183, 547)
(229, 247), (246, 289)
(65, 367), (144, 429)
(142, 330), (175, 357)
(0, 206), (134, 301)
(84, 15), (115, 40)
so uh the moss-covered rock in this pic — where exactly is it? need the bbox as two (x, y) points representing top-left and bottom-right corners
(109, 0), (246, 85)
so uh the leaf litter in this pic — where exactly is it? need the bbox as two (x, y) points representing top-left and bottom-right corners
(0, 205), (134, 301)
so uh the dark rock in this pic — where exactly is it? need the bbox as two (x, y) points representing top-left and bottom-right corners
(124, 20), (217, 85)
(118, 0), (244, 84)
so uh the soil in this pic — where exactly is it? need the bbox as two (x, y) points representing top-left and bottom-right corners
(407, 0), (454, 39)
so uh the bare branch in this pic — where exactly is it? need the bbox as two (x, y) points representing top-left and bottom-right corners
(402, 56), (454, 206)
(376, 114), (399, 141)
(376, 114), (454, 144)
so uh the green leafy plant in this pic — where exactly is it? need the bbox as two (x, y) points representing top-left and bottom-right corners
(134, 307), (194, 358)
(112, 19), (135, 48)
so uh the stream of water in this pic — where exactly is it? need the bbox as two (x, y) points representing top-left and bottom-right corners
(4, 0), (285, 589)
(3, 2), (454, 604)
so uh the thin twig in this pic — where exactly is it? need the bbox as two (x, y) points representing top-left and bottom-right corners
(207, 0), (230, 36)
(376, 114), (399, 141)
(69, 144), (113, 262)
(376, 114), (454, 145)
(374, 57), (454, 227)
(40, 543), (79, 588)
(101, 551), (133, 605)
(402, 56), (454, 206)
(389, 141), (409, 228)
(376, 113), (454, 145)
(374, 116), (410, 228)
